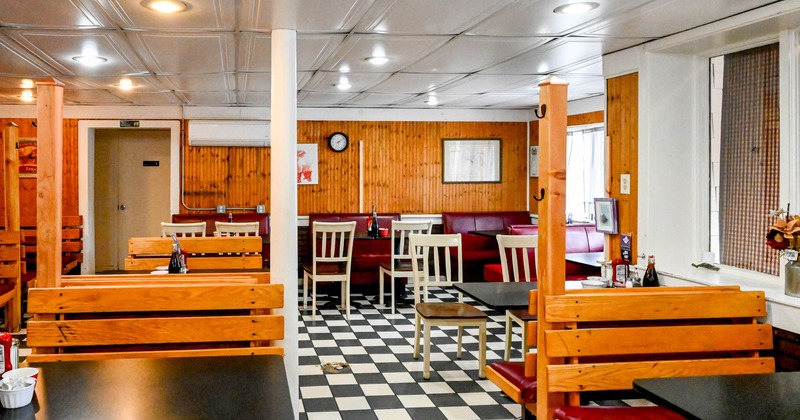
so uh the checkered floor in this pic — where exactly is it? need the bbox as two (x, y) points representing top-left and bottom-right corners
(299, 285), (525, 420)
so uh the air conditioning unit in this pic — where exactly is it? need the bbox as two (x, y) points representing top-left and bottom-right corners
(188, 120), (270, 147)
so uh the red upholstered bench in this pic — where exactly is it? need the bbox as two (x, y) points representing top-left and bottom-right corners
(441, 211), (532, 282)
(483, 224), (603, 282)
(307, 213), (400, 289)
(555, 406), (687, 420)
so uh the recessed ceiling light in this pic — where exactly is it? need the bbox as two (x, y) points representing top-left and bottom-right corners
(142, 0), (188, 14)
(553, 2), (599, 15)
(72, 55), (108, 66)
(425, 93), (438, 106)
(19, 90), (34, 102)
(117, 78), (136, 90)
(20, 79), (34, 89)
(336, 76), (351, 90)
(365, 56), (389, 65)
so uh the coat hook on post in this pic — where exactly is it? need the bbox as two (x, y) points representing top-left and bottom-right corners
(533, 188), (545, 201)
(534, 104), (546, 119)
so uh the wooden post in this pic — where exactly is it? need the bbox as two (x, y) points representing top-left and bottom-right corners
(2, 123), (22, 331)
(535, 77), (569, 420)
(35, 79), (64, 288)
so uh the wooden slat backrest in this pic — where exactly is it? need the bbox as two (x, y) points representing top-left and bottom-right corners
(124, 256), (263, 270)
(60, 272), (269, 287)
(27, 315), (283, 347)
(128, 236), (261, 255)
(546, 289), (766, 322)
(540, 287), (775, 398)
(28, 283), (283, 313)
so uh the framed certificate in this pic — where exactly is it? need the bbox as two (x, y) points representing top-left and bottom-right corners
(594, 198), (618, 234)
(442, 138), (501, 183)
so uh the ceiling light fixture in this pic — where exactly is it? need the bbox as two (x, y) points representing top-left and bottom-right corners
(553, 2), (599, 15)
(425, 93), (438, 106)
(117, 78), (135, 90)
(19, 90), (34, 102)
(336, 76), (351, 90)
(20, 79), (34, 89)
(72, 55), (108, 66)
(142, 0), (188, 14)
(365, 56), (389, 65)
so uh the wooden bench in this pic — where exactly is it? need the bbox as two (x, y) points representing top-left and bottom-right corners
(0, 230), (21, 331)
(59, 272), (270, 287)
(25, 281), (284, 362)
(487, 286), (775, 419)
(124, 236), (263, 271)
(20, 215), (84, 285)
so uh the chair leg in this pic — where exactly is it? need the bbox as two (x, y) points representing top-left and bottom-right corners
(311, 279), (317, 321)
(457, 326), (463, 359)
(379, 269), (385, 307)
(423, 321), (432, 380)
(390, 274), (396, 315)
(504, 312), (512, 361)
(413, 313), (421, 359)
(302, 272), (307, 310)
(521, 319), (529, 356)
(345, 281), (350, 321)
(478, 321), (487, 378)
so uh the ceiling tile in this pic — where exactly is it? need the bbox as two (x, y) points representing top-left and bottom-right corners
(103, 0), (237, 30)
(370, 73), (466, 94)
(64, 89), (130, 104)
(359, 0), (514, 35)
(404, 36), (551, 73)
(437, 74), (541, 95)
(481, 39), (603, 75)
(112, 90), (182, 105)
(299, 91), (360, 106)
(303, 72), (388, 93)
(321, 34), (450, 73)
(238, 73), (270, 92)
(0, 0), (106, 29)
(243, 0), (375, 32)
(133, 32), (235, 74)
(0, 40), (53, 76)
(9, 30), (148, 76)
(159, 73), (234, 92)
(175, 91), (235, 105)
(344, 92), (413, 106)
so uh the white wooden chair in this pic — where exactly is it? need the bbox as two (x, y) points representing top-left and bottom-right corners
(409, 233), (487, 379)
(161, 222), (207, 237)
(378, 220), (432, 314)
(496, 234), (538, 361)
(302, 221), (356, 321)
(215, 221), (259, 237)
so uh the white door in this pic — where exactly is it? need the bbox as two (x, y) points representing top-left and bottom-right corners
(94, 129), (171, 271)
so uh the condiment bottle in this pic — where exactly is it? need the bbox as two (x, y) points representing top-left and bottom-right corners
(369, 205), (380, 238)
(0, 333), (13, 374)
(642, 255), (659, 287)
(611, 258), (628, 288)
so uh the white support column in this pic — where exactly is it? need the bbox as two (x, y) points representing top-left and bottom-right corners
(271, 28), (299, 417)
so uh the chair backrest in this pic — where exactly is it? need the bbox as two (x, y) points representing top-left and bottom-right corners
(311, 221), (356, 273)
(409, 233), (462, 303)
(215, 221), (260, 236)
(391, 220), (432, 265)
(497, 234), (538, 283)
(161, 222), (207, 237)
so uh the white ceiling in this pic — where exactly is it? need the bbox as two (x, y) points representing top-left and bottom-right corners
(0, 0), (780, 109)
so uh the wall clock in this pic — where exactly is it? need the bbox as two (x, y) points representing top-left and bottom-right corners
(328, 132), (349, 152)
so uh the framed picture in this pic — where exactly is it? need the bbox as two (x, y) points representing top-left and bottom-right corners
(18, 138), (37, 178)
(594, 198), (618, 234)
(297, 143), (319, 185)
(442, 138), (501, 183)
(529, 145), (539, 177)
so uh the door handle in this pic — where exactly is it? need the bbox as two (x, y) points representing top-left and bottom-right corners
(118, 204), (127, 211)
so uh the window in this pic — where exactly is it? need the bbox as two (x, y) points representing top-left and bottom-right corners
(565, 125), (605, 223)
(709, 43), (780, 275)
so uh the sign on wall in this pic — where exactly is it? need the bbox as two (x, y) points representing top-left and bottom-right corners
(297, 144), (319, 185)
(19, 138), (37, 178)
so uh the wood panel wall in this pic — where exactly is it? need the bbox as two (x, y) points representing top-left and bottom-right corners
(184, 120), (530, 214)
(0, 118), (79, 226)
(606, 73), (639, 263)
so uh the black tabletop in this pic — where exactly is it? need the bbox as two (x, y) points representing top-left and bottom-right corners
(467, 230), (506, 238)
(634, 373), (800, 420)
(565, 251), (605, 268)
(2, 355), (293, 419)
(454, 282), (537, 310)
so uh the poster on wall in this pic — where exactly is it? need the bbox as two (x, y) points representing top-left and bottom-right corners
(297, 144), (319, 185)
(19, 138), (37, 178)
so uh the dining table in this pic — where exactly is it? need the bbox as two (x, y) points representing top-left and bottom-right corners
(454, 281), (538, 311)
(0, 355), (293, 419)
(633, 372), (800, 420)
(565, 251), (605, 268)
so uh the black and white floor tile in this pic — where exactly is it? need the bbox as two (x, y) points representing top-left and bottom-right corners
(298, 285), (524, 420)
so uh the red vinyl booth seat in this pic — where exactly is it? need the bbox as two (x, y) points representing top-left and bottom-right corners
(483, 224), (603, 282)
(554, 406), (686, 420)
(307, 213), (401, 287)
(441, 211), (532, 282)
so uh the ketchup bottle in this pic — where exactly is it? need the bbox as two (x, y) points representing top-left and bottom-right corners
(611, 258), (628, 288)
(0, 332), (13, 374)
